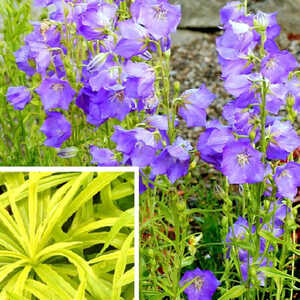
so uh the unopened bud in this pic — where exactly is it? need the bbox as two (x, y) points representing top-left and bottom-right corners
(173, 81), (180, 95)
(176, 200), (186, 211)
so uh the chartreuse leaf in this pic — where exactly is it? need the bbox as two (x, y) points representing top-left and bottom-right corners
(219, 285), (247, 299)
(99, 184), (122, 218)
(61, 172), (123, 224)
(25, 279), (58, 300)
(99, 208), (134, 256)
(71, 217), (119, 236)
(0, 209), (23, 246)
(34, 264), (75, 300)
(0, 173), (79, 208)
(14, 265), (31, 296)
(111, 182), (134, 201)
(89, 248), (134, 264)
(0, 231), (23, 253)
(118, 267), (135, 287)
(0, 260), (27, 283)
(75, 267), (87, 300)
(0, 171), (135, 299)
(112, 230), (134, 300)
(38, 172), (92, 248)
(47, 249), (112, 299)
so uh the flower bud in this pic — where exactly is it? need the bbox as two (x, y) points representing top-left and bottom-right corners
(222, 216), (228, 228)
(173, 81), (180, 95)
(190, 159), (197, 169)
(176, 200), (186, 211)
(249, 129), (256, 142)
(286, 95), (295, 107)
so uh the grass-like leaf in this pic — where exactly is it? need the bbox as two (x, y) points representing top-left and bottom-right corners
(0, 171), (135, 299)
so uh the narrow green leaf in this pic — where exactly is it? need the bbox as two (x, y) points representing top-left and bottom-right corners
(219, 285), (247, 299)
(89, 248), (134, 264)
(48, 249), (112, 300)
(14, 265), (31, 296)
(118, 267), (135, 287)
(0, 260), (27, 283)
(34, 264), (75, 300)
(25, 279), (58, 300)
(99, 208), (134, 256)
(111, 182), (134, 201)
(259, 267), (300, 283)
(37, 242), (83, 261)
(112, 230), (134, 300)
(63, 172), (122, 224)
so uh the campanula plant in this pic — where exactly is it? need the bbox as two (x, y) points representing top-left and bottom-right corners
(1, 0), (300, 299)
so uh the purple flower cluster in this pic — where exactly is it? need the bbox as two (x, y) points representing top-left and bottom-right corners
(197, 1), (300, 191)
(7, 0), (182, 151)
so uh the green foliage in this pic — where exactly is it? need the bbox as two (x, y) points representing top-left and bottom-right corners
(0, 171), (135, 299)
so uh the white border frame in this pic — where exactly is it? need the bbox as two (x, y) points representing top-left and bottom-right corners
(0, 166), (140, 299)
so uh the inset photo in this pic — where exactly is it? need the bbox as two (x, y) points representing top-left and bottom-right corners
(0, 167), (138, 300)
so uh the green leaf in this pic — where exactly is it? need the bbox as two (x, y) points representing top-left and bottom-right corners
(118, 267), (134, 287)
(89, 248), (134, 264)
(219, 285), (247, 300)
(99, 208), (134, 256)
(259, 267), (300, 283)
(112, 230), (134, 300)
(34, 264), (76, 300)
(25, 279), (58, 300)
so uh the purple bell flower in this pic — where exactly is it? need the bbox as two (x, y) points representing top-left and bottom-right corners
(35, 77), (76, 111)
(90, 146), (119, 166)
(241, 257), (273, 286)
(151, 137), (191, 183)
(178, 85), (216, 128)
(266, 120), (300, 160)
(114, 19), (149, 59)
(6, 86), (32, 110)
(261, 40), (298, 84)
(76, 1), (117, 40)
(131, 0), (181, 40)
(197, 122), (235, 170)
(179, 268), (220, 300)
(111, 126), (158, 168)
(274, 162), (300, 200)
(40, 111), (71, 148)
(221, 141), (264, 184)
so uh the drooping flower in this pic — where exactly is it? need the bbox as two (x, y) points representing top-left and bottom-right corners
(179, 268), (220, 300)
(261, 40), (298, 84)
(178, 85), (216, 127)
(266, 120), (300, 160)
(254, 10), (280, 40)
(221, 141), (264, 184)
(274, 162), (300, 200)
(219, 1), (244, 25)
(114, 19), (149, 59)
(6, 86), (32, 110)
(90, 146), (119, 166)
(76, 1), (118, 40)
(35, 77), (76, 111)
(131, 0), (181, 40)
(197, 121), (235, 170)
(40, 111), (71, 148)
(111, 126), (158, 168)
(151, 137), (191, 183)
